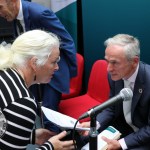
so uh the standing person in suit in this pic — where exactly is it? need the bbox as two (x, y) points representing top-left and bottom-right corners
(80, 34), (150, 149)
(0, 0), (77, 133)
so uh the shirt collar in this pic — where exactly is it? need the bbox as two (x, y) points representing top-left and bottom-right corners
(123, 63), (139, 83)
(16, 0), (23, 21)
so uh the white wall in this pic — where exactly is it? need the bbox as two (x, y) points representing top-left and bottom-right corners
(32, 0), (51, 8)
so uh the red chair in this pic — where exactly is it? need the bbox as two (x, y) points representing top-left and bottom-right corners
(59, 60), (110, 122)
(61, 53), (84, 99)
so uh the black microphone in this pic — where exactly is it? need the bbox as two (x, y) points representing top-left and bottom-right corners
(78, 88), (133, 120)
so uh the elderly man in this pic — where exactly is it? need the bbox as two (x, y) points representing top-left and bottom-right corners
(80, 34), (150, 150)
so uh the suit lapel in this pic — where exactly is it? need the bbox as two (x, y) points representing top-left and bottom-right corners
(115, 80), (124, 114)
(22, 0), (31, 31)
(115, 80), (124, 94)
(131, 62), (145, 117)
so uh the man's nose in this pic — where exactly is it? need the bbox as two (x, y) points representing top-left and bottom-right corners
(107, 63), (113, 72)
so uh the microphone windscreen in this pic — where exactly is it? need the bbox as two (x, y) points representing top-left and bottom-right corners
(120, 88), (133, 101)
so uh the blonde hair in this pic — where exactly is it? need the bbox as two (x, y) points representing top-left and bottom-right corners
(0, 30), (60, 70)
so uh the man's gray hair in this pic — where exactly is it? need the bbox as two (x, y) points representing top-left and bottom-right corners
(104, 34), (140, 60)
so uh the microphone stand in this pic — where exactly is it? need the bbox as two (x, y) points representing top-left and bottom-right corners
(89, 112), (98, 150)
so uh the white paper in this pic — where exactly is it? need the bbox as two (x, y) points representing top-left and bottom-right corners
(41, 106), (90, 131)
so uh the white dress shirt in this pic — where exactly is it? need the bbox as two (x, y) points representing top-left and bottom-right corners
(119, 64), (139, 150)
(16, 0), (25, 33)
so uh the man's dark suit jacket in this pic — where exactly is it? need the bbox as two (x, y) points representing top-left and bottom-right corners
(97, 61), (150, 149)
(14, 0), (77, 94)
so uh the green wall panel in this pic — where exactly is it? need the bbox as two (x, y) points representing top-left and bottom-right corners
(82, 0), (150, 86)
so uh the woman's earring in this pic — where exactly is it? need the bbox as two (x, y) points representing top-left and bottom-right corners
(34, 75), (36, 81)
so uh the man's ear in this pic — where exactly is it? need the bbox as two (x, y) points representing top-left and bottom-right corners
(132, 56), (139, 67)
(11, 0), (18, 6)
(133, 56), (139, 63)
(11, 0), (20, 14)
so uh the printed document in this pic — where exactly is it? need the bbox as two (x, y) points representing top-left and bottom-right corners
(41, 106), (90, 131)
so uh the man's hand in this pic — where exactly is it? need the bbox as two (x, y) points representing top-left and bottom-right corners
(101, 136), (122, 150)
(77, 121), (90, 136)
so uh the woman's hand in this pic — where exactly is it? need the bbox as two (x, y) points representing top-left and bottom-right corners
(35, 128), (57, 145)
(49, 131), (75, 150)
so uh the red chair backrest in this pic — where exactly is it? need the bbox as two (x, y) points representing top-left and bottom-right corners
(70, 53), (84, 91)
(87, 60), (110, 103)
